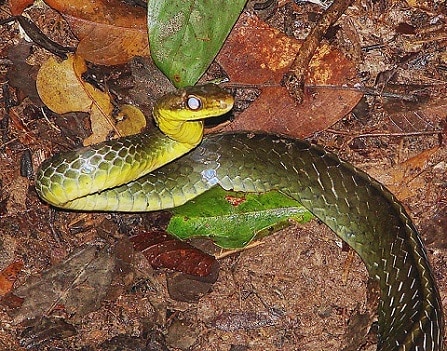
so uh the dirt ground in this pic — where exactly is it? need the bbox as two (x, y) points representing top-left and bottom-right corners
(0, 1), (446, 350)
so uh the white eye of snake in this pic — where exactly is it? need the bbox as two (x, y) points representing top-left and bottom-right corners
(187, 95), (202, 110)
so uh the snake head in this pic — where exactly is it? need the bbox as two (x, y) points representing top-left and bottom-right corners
(154, 83), (234, 121)
(154, 84), (234, 145)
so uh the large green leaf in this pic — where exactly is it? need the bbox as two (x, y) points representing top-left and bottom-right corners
(167, 187), (314, 249)
(148, 0), (246, 87)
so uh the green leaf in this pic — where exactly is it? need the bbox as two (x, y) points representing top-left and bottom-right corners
(148, 0), (247, 87)
(167, 187), (314, 249)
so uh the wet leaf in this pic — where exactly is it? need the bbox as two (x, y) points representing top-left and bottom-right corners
(44, 0), (148, 65)
(167, 187), (313, 248)
(148, 0), (246, 87)
(217, 13), (362, 138)
(130, 230), (218, 278)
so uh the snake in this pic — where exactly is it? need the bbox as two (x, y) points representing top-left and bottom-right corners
(35, 84), (444, 350)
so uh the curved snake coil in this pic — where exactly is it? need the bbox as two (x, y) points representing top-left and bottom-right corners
(35, 85), (444, 350)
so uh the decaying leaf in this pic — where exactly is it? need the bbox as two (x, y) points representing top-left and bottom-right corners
(217, 13), (362, 138)
(19, 317), (77, 349)
(6, 43), (41, 104)
(44, 0), (149, 65)
(11, 245), (115, 323)
(36, 54), (146, 145)
(385, 146), (440, 201)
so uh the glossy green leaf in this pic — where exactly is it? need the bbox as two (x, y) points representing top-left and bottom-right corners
(167, 187), (314, 249)
(148, 0), (246, 87)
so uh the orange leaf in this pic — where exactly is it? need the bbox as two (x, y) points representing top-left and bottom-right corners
(0, 260), (24, 296)
(44, 0), (149, 65)
(217, 13), (362, 138)
(9, 0), (34, 16)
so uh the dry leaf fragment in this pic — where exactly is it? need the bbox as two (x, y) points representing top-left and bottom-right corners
(11, 245), (115, 323)
(116, 104), (147, 137)
(130, 230), (219, 279)
(0, 260), (24, 297)
(386, 146), (440, 200)
(9, 0), (33, 16)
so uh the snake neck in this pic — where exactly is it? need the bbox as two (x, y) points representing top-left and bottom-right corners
(153, 107), (204, 148)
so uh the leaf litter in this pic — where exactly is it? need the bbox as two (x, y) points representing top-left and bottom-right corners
(0, 0), (446, 350)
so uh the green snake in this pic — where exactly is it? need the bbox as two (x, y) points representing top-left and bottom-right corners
(35, 84), (444, 350)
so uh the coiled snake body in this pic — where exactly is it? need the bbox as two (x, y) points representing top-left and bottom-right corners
(36, 84), (444, 350)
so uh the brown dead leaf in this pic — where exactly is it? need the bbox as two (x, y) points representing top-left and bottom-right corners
(130, 230), (219, 279)
(6, 43), (41, 104)
(11, 245), (115, 324)
(19, 317), (77, 349)
(0, 261), (24, 297)
(8, 0), (33, 16)
(386, 146), (440, 200)
(217, 12), (362, 138)
(385, 98), (447, 133)
(36, 54), (112, 114)
(44, 0), (148, 65)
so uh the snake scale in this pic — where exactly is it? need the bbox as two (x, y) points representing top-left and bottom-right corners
(35, 84), (444, 350)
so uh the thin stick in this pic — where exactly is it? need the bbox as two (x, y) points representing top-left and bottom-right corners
(282, 0), (353, 103)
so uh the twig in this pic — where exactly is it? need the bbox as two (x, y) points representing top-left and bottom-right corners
(281, 0), (353, 103)
(326, 129), (444, 139)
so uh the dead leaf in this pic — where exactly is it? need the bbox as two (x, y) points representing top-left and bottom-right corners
(385, 98), (447, 133)
(0, 260), (24, 297)
(115, 104), (147, 137)
(11, 245), (115, 323)
(19, 317), (77, 349)
(36, 54), (146, 145)
(8, 0), (33, 16)
(217, 12), (362, 138)
(36, 54), (112, 114)
(222, 85), (362, 137)
(44, 0), (149, 65)
(386, 146), (440, 200)
(6, 43), (41, 104)
(130, 230), (219, 279)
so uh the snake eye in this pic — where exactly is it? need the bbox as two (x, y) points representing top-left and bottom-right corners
(186, 95), (202, 110)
